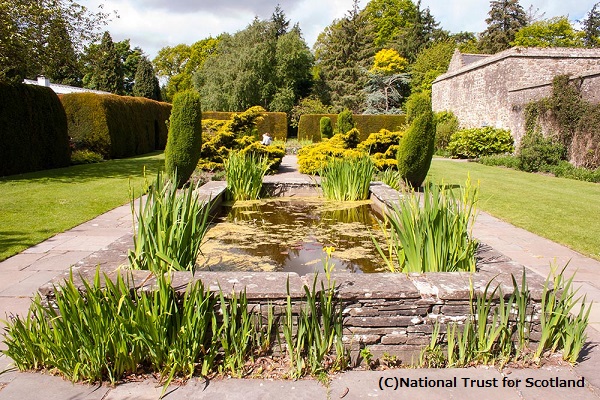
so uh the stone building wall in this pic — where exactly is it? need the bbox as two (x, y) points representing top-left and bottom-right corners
(432, 47), (600, 144)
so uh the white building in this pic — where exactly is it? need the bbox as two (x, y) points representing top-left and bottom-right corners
(23, 76), (110, 95)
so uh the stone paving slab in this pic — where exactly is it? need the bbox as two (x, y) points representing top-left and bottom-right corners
(0, 373), (109, 400)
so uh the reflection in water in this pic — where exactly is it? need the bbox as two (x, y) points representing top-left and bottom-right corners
(198, 198), (388, 274)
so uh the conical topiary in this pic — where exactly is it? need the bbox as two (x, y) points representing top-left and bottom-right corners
(396, 110), (435, 188)
(164, 90), (202, 187)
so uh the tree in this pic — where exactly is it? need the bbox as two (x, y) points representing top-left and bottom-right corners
(154, 38), (219, 101)
(42, 17), (82, 86)
(479, 0), (528, 54)
(0, 0), (110, 83)
(511, 17), (584, 48)
(116, 40), (143, 95)
(271, 4), (290, 38)
(86, 31), (123, 94)
(361, 0), (418, 48)
(410, 40), (456, 93)
(582, 2), (600, 47)
(133, 57), (161, 100)
(196, 10), (313, 113)
(364, 49), (409, 114)
(314, 1), (375, 112)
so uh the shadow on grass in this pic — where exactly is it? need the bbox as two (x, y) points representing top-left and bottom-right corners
(0, 152), (165, 185)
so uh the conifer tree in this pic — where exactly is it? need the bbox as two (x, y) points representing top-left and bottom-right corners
(479, 0), (528, 54)
(133, 57), (161, 100)
(93, 32), (124, 94)
(582, 2), (600, 47)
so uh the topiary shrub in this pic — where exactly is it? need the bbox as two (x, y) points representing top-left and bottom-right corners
(396, 111), (435, 187)
(336, 109), (354, 134)
(320, 116), (333, 139)
(447, 127), (514, 159)
(165, 90), (203, 187)
(517, 130), (566, 172)
(405, 91), (432, 124)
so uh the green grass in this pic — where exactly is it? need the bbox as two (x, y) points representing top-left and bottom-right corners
(428, 159), (600, 260)
(0, 152), (165, 261)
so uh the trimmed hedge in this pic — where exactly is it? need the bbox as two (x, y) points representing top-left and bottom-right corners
(396, 111), (435, 187)
(60, 93), (171, 159)
(202, 111), (287, 140)
(0, 83), (70, 176)
(298, 114), (406, 142)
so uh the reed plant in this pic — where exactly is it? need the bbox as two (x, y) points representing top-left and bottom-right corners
(282, 274), (349, 379)
(224, 151), (269, 201)
(1, 270), (268, 391)
(420, 267), (590, 367)
(379, 167), (402, 190)
(320, 154), (376, 201)
(374, 177), (478, 273)
(128, 171), (212, 274)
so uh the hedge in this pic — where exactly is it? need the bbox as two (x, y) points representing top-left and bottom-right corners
(60, 93), (172, 159)
(0, 82), (70, 176)
(202, 111), (287, 140)
(298, 114), (406, 142)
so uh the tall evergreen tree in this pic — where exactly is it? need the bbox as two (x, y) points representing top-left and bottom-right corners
(133, 57), (161, 100)
(393, 0), (446, 62)
(314, 0), (375, 112)
(582, 2), (600, 47)
(271, 4), (290, 38)
(92, 32), (123, 94)
(43, 17), (82, 86)
(479, 0), (528, 54)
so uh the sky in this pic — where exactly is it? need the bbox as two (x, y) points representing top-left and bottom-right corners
(77, 0), (600, 59)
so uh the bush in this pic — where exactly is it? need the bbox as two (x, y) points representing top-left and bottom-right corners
(447, 127), (514, 159)
(202, 110), (287, 140)
(60, 93), (171, 159)
(297, 134), (363, 174)
(70, 149), (104, 165)
(396, 111), (436, 187)
(434, 111), (459, 151)
(517, 130), (566, 172)
(165, 90), (203, 187)
(477, 154), (520, 169)
(336, 109), (354, 134)
(320, 116), (333, 139)
(0, 83), (70, 176)
(298, 114), (406, 142)
(405, 91), (432, 124)
(548, 161), (600, 183)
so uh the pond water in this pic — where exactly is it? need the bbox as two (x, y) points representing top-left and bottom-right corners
(197, 198), (388, 274)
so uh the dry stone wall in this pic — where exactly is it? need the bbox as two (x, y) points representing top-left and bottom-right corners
(432, 47), (600, 145)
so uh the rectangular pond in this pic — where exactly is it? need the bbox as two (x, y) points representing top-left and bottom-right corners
(197, 197), (389, 274)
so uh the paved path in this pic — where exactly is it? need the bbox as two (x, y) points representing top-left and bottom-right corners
(1, 155), (600, 399)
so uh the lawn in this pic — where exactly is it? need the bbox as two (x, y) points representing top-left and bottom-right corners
(0, 152), (164, 261)
(428, 159), (600, 261)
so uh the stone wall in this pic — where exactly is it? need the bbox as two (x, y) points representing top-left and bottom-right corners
(432, 47), (600, 145)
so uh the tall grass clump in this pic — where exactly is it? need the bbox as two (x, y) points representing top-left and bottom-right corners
(1, 271), (277, 392)
(282, 274), (349, 380)
(128, 171), (212, 273)
(420, 267), (590, 367)
(224, 151), (269, 201)
(320, 154), (376, 201)
(375, 177), (478, 273)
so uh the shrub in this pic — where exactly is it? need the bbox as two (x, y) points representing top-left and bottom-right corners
(336, 109), (355, 134)
(447, 127), (514, 159)
(477, 154), (520, 169)
(517, 130), (566, 172)
(320, 116), (333, 139)
(297, 134), (362, 175)
(434, 111), (459, 151)
(396, 111), (435, 187)
(298, 114), (406, 142)
(165, 90), (203, 187)
(70, 149), (104, 165)
(548, 161), (600, 183)
(405, 91), (432, 123)
(202, 109), (287, 140)
(0, 83), (70, 176)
